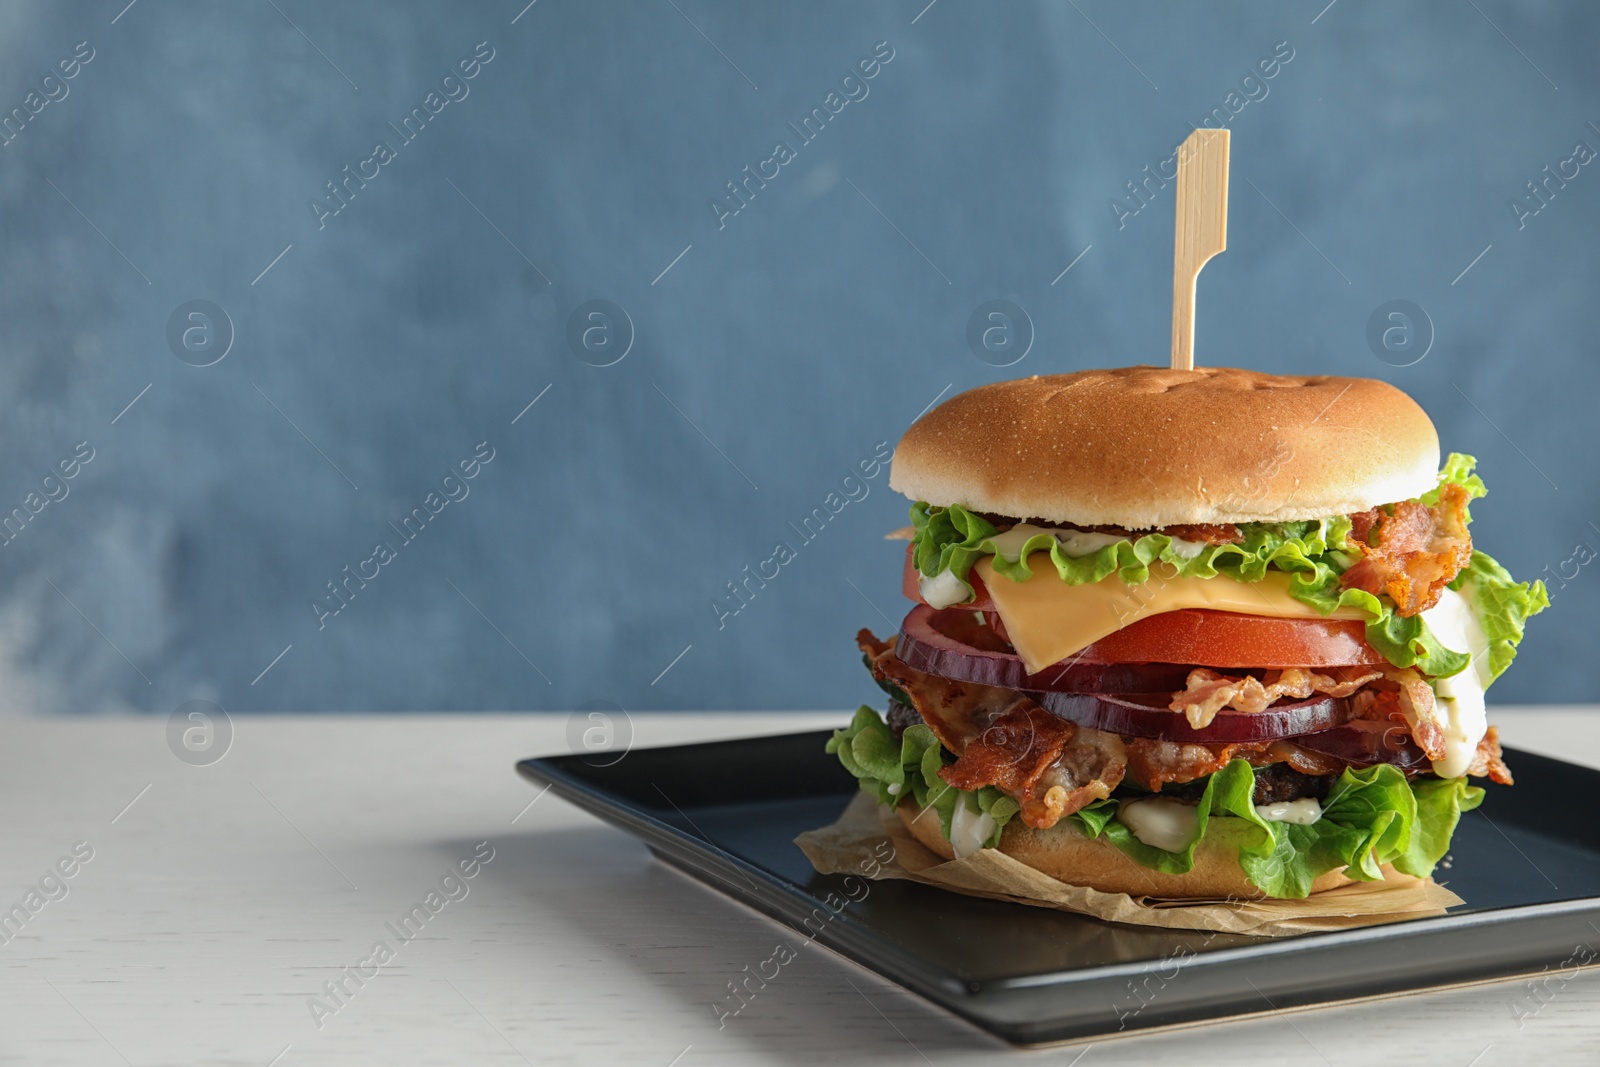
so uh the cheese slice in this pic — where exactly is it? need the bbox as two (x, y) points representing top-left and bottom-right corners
(974, 554), (1365, 674)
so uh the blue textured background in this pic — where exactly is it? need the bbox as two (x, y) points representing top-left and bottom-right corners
(0, 0), (1592, 714)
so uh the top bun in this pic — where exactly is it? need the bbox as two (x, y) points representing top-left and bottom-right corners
(889, 367), (1440, 527)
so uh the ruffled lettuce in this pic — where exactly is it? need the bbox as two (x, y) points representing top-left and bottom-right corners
(906, 454), (1544, 683)
(910, 500), (1351, 594)
(826, 706), (1019, 847)
(1292, 584), (1472, 679)
(826, 708), (1483, 899)
(1069, 759), (1483, 898)
(1450, 550), (1549, 682)
(1422, 451), (1488, 518)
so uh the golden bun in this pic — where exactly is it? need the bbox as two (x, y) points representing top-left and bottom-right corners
(897, 802), (1358, 900)
(888, 366), (1439, 527)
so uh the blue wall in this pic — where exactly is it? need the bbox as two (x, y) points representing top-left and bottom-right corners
(0, 0), (1593, 713)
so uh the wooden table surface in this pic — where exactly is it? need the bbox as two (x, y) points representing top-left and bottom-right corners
(2, 709), (1597, 1066)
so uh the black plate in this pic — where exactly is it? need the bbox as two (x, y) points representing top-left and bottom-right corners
(516, 731), (1600, 1046)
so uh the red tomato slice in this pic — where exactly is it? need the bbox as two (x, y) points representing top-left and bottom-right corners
(1081, 609), (1385, 668)
(900, 547), (1382, 668)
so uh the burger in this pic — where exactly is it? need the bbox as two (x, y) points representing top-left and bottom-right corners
(827, 366), (1548, 899)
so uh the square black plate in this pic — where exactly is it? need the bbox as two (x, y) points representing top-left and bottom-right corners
(516, 731), (1600, 1046)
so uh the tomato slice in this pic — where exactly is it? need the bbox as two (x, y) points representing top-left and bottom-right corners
(1081, 609), (1385, 668)
(900, 546), (1383, 668)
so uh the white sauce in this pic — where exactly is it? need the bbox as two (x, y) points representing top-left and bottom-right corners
(947, 801), (997, 859)
(1423, 587), (1494, 690)
(1420, 587), (1493, 778)
(1117, 797), (1200, 853)
(886, 782), (902, 796)
(1053, 529), (1126, 557)
(917, 569), (971, 609)
(985, 523), (1057, 563)
(1165, 536), (1208, 559)
(987, 524), (1129, 562)
(1255, 798), (1322, 825)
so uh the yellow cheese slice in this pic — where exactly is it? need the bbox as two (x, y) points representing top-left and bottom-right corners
(974, 554), (1366, 674)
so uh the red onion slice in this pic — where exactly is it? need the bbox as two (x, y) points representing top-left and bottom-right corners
(1293, 721), (1433, 773)
(1035, 690), (1351, 743)
(895, 604), (1355, 743)
(898, 604), (1215, 694)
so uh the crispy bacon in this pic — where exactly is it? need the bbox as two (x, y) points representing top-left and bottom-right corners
(855, 624), (1508, 829)
(1014, 727), (1127, 827)
(1124, 737), (1267, 791)
(1263, 740), (1352, 777)
(1348, 507), (1381, 545)
(1341, 483), (1473, 616)
(859, 628), (1003, 754)
(1348, 668), (1447, 761)
(1124, 733), (1385, 790)
(1466, 725), (1513, 785)
(1167, 666), (1384, 728)
(859, 628), (1125, 828)
(974, 514), (1242, 544)
(940, 701), (1076, 802)
(1347, 674), (1444, 761)
(1389, 669), (1447, 761)
(1161, 523), (1244, 545)
(1069, 521), (1243, 544)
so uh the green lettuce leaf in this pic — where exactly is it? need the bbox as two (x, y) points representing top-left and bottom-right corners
(1450, 550), (1549, 682)
(826, 706), (1019, 848)
(1070, 796), (1118, 836)
(1399, 775), (1485, 877)
(1332, 587), (1472, 679)
(1067, 759), (1485, 897)
(910, 501), (1351, 593)
(828, 711), (1484, 899)
(1422, 452), (1488, 521)
(905, 454), (1542, 685)
(1070, 759), (1266, 880)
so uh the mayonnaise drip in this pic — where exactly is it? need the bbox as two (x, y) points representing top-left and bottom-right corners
(984, 524), (1126, 562)
(1117, 797), (1199, 853)
(947, 801), (997, 859)
(1165, 536), (1208, 559)
(985, 524), (1054, 563)
(917, 569), (971, 610)
(1420, 587), (1492, 778)
(1255, 798), (1322, 825)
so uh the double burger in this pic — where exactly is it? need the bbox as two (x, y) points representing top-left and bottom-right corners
(828, 366), (1547, 899)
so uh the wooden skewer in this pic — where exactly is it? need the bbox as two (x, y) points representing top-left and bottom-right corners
(1170, 129), (1230, 371)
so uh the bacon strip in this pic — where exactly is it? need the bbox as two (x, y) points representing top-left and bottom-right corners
(1388, 669), (1447, 761)
(1168, 666), (1384, 729)
(1348, 668), (1448, 762)
(974, 516), (1242, 545)
(1124, 737), (1268, 791)
(1057, 520), (1243, 544)
(1161, 523), (1244, 545)
(856, 625), (1505, 826)
(1263, 740), (1352, 777)
(1341, 483), (1473, 616)
(1465, 725), (1513, 785)
(939, 701), (1077, 818)
(1018, 728), (1128, 827)
(858, 628), (1125, 828)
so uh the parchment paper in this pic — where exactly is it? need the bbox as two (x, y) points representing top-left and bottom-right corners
(795, 794), (1463, 937)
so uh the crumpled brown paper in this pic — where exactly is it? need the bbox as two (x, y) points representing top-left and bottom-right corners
(795, 794), (1463, 937)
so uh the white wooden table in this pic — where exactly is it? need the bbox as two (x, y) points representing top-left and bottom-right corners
(2, 710), (1597, 1066)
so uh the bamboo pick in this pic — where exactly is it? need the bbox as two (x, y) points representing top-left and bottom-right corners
(1170, 129), (1230, 371)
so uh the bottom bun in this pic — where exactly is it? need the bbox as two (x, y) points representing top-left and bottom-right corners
(897, 803), (1364, 899)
